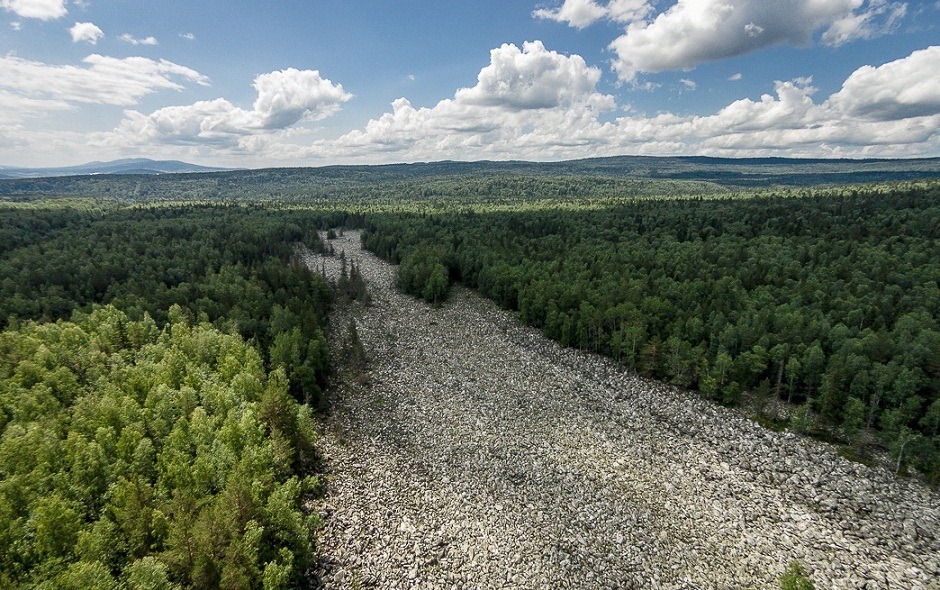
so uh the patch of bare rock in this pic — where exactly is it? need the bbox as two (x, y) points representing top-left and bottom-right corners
(303, 231), (939, 590)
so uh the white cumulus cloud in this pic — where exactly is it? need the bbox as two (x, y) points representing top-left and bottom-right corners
(821, 0), (906, 46)
(0, 54), (209, 106)
(69, 21), (103, 44)
(612, 48), (940, 154)
(0, 91), (73, 124)
(455, 41), (606, 109)
(533, 0), (650, 28)
(827, 45), (940, 120)
(300, 45), (940, 163)
(118, 41), (616, 162)
(120, 33), (158, 46)
(318, 41), (617, 160)
(1, 0), (66, 20)
(105, 68), (352, 148)
(252, 68), (353, 127)
(534, 0), (608, 28)
(17, 44), (940, 165)
(599, 0), (911, 82)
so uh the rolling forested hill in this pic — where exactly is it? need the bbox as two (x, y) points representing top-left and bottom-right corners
(1, 155), (938, 204)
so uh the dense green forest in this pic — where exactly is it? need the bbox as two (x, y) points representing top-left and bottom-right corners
(0, 205), (347, 588)
(0, 206), (343, 405)
(361, 183), (940, 482)
(1, 170), (938, 588)
(2, 155), (938, 205)
(0, 308), (319, 589)
(0, 172), (723, 207)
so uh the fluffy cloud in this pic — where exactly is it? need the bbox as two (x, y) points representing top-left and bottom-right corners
(602, 0), (910, 81)
(251, 69), (351, 126)
(0, 54), (208, 106)
(533, 0), (650, 28)
(69, 21), (103, 44)
(0, 91), (72, 124)
(105, 68), (352, 147)
(821, 0), (906, 46)
(616, 49), (940, 154)
(827, 46), (940, 120)
(103, 43), (601, 155)
(326, 96), (618, 162)
(534, 0), (608, 28)
(603, 0), (654, 22)
(120, 33), (158, 46)
(1, 0), (66, 20)
(24, 43), (940, 165)
(319, 41), (616, 160)
(454, 41), (606, 109)
(691, 78), (824, 138)
(307, 44), (939, 162)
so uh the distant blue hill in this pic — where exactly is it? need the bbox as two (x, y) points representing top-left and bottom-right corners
(0, 156), (938, 194)
(0, 158), (234, 178)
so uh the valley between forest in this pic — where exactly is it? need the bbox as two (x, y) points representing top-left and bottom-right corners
(309, 232), (938, 590)
(0, 164), (938, 589)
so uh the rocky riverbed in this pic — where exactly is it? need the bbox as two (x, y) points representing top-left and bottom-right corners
(304, 231), (939, 590)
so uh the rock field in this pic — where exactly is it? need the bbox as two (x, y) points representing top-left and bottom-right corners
(303, 231), (939, 590)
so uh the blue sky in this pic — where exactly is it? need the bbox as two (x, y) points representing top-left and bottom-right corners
(1, 0), (938, 167)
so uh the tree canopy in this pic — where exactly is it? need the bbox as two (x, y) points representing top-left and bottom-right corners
(0, 307), (320, 589)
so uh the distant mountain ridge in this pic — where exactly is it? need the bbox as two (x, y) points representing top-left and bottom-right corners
(0, 158), (234, 178)
(0, 155), (938, 189)
(210, 155), (940, 188)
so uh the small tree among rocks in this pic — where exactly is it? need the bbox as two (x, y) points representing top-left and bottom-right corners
(780, 562), (814, 590)
(343, 319), (368, 375)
